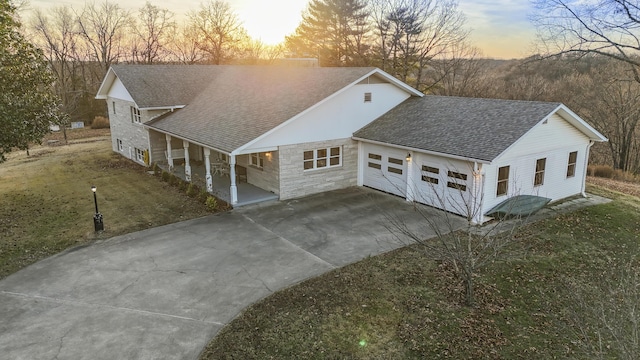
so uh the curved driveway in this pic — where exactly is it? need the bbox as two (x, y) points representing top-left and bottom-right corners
(0, 187), (462, 359)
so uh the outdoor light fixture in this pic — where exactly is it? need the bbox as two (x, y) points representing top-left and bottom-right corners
(406, 152), (411, 162)
(91, 185), (104, 232)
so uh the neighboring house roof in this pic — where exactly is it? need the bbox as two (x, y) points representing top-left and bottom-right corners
(354, 95), (606, 163)
(144, 66), (407, 153)
(97, 65), (222, 108)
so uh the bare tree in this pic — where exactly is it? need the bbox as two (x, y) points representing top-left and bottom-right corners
(369, 0), (469, 91)
(187, 0), (248, 65)
(129, 1), (175, 64)
(30, 6), (81, 140)
(384, 164), (530, 307)
(533, 0), (640, 81)
(166, 21), (206, 64)
(76, 0), (130, 81)
(562, 262), (640, 360)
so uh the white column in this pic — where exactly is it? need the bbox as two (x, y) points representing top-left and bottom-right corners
(406, 151), (415, 202)
(204, 148), (213, 192)
(229, 154), (238, 204)
(183, 140), (191, 182)
(471, 162), (484, 224)
(165, 134), (174, 170)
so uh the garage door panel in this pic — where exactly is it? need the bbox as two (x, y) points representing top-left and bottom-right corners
(363, 144), (407, 197)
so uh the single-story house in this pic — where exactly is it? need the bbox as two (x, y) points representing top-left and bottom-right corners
(96, 65), (607, 223)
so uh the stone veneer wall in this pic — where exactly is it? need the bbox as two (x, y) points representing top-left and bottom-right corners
(108, 98), (164, 165)
(278, 138), (358, 200)
(243, 153), (280, 195)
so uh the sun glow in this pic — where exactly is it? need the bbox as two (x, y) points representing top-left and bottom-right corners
(233, 0), (307, 45)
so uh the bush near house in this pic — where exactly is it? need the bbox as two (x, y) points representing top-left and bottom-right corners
(91, 116), (110, 129)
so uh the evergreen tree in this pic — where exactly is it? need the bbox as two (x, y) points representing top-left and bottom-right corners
(286, 0), (370, 66)
(0, 0), (60, 162)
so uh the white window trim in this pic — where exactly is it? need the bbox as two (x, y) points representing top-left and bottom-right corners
(249, 153), (264, 169)
(534, 158), (546, 186)
(567, 151), (578, 178)
(130, 106), (142, 124)
(117, 139), (123, 152)
(135, 148), (144, 162)
(303, 146), (342, 171)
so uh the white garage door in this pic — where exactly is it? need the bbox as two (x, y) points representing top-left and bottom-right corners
(414, 159), (471, 216)
(363, 144), (407, 197)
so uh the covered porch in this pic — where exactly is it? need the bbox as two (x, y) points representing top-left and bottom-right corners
(149, 131), (279, 207)
(169, 162), (278, 207)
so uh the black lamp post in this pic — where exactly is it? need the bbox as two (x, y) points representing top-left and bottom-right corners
(91, 185), (104, 231)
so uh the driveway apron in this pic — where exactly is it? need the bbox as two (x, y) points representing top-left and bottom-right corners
(0, 187), (463, 359)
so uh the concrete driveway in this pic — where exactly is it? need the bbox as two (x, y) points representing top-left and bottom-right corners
(0, 187), (465, 360)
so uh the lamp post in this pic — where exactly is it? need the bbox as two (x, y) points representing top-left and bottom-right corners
(91, 185), (104, 231)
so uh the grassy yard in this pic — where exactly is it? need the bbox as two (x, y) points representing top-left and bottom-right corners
(202, 183), (640, 359)
(0, 130), (210, 279)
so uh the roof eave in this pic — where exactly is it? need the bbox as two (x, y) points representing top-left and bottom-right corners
(555, 104), (608, 142)
(95, 67), (117, 100)
(353, 136), (492, 164)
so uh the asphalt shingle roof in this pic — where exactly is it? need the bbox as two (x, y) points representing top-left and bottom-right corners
(111, 65), (220, 108)
(133, 65), (376, 152)
(354, 95), (562, 162)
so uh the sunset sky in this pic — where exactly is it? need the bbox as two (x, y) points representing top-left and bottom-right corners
(28, 0), (537, 59)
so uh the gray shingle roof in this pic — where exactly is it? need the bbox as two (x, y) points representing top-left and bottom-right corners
(111, 65), (222, 108)
(139, 65), (376, 152)
(354, 95), (562, 162)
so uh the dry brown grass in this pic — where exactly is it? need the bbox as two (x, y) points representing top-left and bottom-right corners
(0, 133), (211, 279)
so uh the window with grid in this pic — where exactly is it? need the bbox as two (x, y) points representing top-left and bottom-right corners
(250, 153), (264, 169)
(421, 165), (439, 184)
(497, 166), (509, 196)
(130, 106), (141, 123)
(303, 147), (341, 170)
(135, 148), (144, 162)
(534, 158), (546, 186)
(567, 151), (577, 178)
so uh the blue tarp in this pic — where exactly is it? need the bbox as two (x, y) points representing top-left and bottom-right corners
(486, 195), (551, 218)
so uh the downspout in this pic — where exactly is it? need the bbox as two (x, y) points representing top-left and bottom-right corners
(581, 140), (595, 197)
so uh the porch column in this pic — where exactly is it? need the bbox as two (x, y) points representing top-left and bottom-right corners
(203, 148), (213, 192)
(183, 140), (191, 182)
(471, 163), (484, 224)
(165, 134), (174, 170)
(229, 154), (238, 205)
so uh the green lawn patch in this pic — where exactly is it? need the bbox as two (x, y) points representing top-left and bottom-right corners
(0, 136), (212, 279)
(202, 189), (640, 359)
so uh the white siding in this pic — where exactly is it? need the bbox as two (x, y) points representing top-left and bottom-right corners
(482, 113), (591, 213)
(243, 82), (411, 152)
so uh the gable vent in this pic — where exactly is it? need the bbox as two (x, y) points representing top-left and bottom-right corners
(364, 92), (372, 102)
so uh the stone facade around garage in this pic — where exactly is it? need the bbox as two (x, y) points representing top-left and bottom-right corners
(278, 138), (358, 200)
(239, 153), (280, 195)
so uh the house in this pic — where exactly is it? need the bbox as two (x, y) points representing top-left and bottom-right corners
(96, 65), (607, 223)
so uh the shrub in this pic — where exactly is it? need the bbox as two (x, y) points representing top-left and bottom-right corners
(206, 196), (218, 212)
(161, 170), (170, 182)
(152, 162), (160, 176)
(589, 164), (615, 179)
(186, 183), (199, 198)
(91, 116), (110, 129)
(177, 179), (187, 191)
(198, 189), (209, 203)
(168, 173), (179, 186)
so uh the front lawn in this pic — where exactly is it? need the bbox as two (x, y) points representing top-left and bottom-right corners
(0, 134), (211, 279)
(202, 184), (640, 359)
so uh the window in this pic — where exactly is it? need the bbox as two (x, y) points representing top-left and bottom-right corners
(135, 148), (144, 162)
(447, 182), (467, 192)
(130, 106), (141, 123)
(389, 157), (403, 165)
(117, 139), (123, 152)
(534, 158), (546, 186)
(364, 92), (372, 102)
(447, 171), (468, 181)
(368, 162), (382, 169)
(497, 166), (509, 196)
(421, 165), (439, 184)
(112, 101), (116, 114)
(567, 151), (578, 178)
(303, 146), (342, 170)
(250, 153), (264, 169)
(388, 167), (403, 175)
(368, 153), (381, 160)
